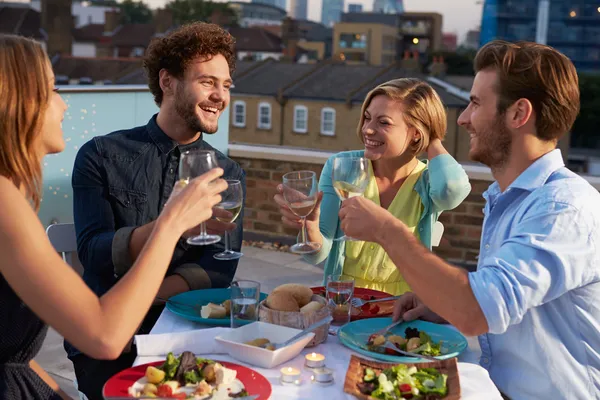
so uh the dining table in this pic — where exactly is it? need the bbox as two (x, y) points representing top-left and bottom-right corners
(132, 308), (503, 400)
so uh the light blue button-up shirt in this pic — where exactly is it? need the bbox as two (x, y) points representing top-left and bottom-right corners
(468, 149), (600, 399)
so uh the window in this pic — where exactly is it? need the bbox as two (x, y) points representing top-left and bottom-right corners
(293, 105), (308, 133)
(232, 100), (246, 127)
(339, 33), (367, 49)
(320, 108), (336, 136)
(257, 102), (271, 129)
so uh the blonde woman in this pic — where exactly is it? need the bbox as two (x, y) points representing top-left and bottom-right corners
(0, 34), (226, 399)
(275, 78), (471, 295)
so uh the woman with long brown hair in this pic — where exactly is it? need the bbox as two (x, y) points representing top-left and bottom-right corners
(0, 34), (227, 399)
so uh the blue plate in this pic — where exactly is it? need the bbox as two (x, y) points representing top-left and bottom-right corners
(338, 317), (468, 363)
(166, 288), (268, 326)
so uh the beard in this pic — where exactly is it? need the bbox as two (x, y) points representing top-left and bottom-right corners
(469, 114), (512, 171)
(174, 84), (219, 134)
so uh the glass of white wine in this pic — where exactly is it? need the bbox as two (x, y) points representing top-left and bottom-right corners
(332, 157), (370, 241)
(179, 149), (221, 246)
(214, 180), (244, 260)
(282, 170), (321, 254)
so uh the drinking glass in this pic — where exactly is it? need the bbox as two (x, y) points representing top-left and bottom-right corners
(179, 149), (221, 245)
(214, 180), (244, 260)
(230, 280), (261, 328)
(332, 157), (370, 241)
(326, 274), (355, 330)
(282, 170), (321, 255)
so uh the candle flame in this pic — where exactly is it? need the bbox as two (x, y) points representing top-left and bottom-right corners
(311, 352), (316, 357)
(287, 367), (292, 372)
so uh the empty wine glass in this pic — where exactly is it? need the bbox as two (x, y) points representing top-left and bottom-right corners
(332, 157), (370, 241)
(179, 149), (221, 246)
(282, 170), (321, 254)
(214, 180), (244, 260)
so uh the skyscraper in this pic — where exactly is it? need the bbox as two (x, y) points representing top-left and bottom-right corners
(479, 0), (600, 71)
(252, 0), (287, 12)
(290, 0), (307, 19)
(348, 3), (363, 13)
(372, 0), (404, 14)
(321, 0), (344, 26)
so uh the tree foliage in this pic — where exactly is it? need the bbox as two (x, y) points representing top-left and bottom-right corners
(118, 0), (153, 24)
(167, 0), (238, 26)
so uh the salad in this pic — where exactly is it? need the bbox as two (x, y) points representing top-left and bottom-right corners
(357, 364), (448, 399)
(367, 327), (442, 357)
(127, 351), (250, 399)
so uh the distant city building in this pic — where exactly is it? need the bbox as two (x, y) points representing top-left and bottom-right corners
(30, 0), (117, 28)
(463, 29), (480, 50)
(442, 32), (458, 51)
(321, 0), (344, 27)
(289, 0), (308, 19)
(229, 2), (287, 27)
(251, 0), (287, 13)
(479, 0), (600, 71)
(348, 3), (363, 13)
(372, 0), (404, 14)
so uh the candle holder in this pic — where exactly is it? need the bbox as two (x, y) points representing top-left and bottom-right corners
(304, 352), (326, 369)
(310, 367), (334, 386)
(279, 366), (302, 386)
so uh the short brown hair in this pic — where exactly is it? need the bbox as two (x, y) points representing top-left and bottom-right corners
(0, 34), (50, 210)
(474, 40), (580, 142)
(143, 22), (236, 105)
(357, 78), (447, 155)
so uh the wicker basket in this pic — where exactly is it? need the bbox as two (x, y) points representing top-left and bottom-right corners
(258, 294), (330, 347)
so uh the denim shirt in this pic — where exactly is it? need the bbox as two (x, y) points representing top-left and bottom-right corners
(67, 115), (245, 357)
(468, 150), (600, 399)
(303, 150), (471, 284)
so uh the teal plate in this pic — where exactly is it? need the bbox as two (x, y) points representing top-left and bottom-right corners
(338, 317), (468, 363)
(166, 288), (268, 326)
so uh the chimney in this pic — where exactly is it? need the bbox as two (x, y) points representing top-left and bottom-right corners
(41, 0), (73, 56)
(281, 17), (299, 61)
(104, 9), (120, 34)
(154, 8), (173, 34)
(429, 55), (447, 77)
(400, 50), (420, 72)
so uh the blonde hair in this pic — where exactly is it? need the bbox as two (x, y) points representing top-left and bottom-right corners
(357, 78), (447, 155)
(0, 34), (51, 210)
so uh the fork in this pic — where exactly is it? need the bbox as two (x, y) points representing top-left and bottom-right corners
(382, 342), (439, 362)
(350, 295), (401, 308)
(261, 316), (333, 349)
(371, 318), (403, 337)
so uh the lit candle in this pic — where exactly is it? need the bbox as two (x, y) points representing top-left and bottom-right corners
(280, 366), (301, 384)
(310, 367), (334, 385)
(304, 352), (326, 368)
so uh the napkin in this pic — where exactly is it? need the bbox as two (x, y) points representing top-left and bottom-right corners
(135, 327), (231, 357)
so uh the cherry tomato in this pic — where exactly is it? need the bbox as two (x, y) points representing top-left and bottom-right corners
(156, 384), (173, 397)
(172, 393), (186, 399)
(361, 303), (371, 313)
(399, 383), (412, 392)
(370, 305), (380, 314)
(384, 347), (399, 355)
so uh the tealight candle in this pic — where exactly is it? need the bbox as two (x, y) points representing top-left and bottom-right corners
(280, 366), (302, 384)
(304, 352), (326, 368)
(310, 367), (334, 386)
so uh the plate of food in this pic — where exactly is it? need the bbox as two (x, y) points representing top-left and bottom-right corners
(165, 288), (268, 326)
(343, 354), (460, 399)
(102, 351), (272, 399)
(338, 318), (468, 363)
(311, 286), (394, 320)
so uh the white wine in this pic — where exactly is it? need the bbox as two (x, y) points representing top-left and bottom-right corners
(333, 180), (364, 200)
(216, 201), (242, 223)
(289, 199), (316, 217)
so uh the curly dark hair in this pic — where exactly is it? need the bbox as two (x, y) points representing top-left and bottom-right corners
(143, 22), (236, 106)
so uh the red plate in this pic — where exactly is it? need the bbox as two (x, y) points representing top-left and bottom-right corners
(311, 286), (394, 320)
(102, 360), (272, 399)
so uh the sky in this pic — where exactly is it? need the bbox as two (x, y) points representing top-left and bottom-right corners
(142, 0), (483, 43)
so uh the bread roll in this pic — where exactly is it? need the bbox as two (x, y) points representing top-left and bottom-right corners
(300, 301), (323, 314)
(265, 291), (300, 312)
(272, 283), (313, 307)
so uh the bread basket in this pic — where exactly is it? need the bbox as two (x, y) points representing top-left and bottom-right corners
(258, 294), (330, 347)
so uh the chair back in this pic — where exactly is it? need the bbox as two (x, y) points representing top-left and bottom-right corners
(46, 223), (83, 276)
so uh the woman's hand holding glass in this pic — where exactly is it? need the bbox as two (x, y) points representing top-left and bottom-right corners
(159, 168), (228, 238)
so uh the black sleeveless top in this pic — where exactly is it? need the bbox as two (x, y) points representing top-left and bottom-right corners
(0, 275), (62, 399)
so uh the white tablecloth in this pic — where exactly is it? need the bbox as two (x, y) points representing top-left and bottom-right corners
(134, 309), (502, 400)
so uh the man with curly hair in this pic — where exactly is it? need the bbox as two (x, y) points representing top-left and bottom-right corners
(67, 23), (245, 399)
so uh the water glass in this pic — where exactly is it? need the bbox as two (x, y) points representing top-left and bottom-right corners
(230, 280), (261, 328)
(326, 274), (355, 328)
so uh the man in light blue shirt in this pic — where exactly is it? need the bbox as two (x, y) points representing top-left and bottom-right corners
(338, 40), (600, 399)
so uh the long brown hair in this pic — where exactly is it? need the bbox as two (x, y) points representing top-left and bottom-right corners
(0, 34), (51, 210)
(357, 78), (447, 156)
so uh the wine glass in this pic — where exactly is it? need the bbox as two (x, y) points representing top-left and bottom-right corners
(179, 149), (221, 246)
(214, 180), (244, 260)
(332, 157), (370, 241)
(282, 170), (321, 254)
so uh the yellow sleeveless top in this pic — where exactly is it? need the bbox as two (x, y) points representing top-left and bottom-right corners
(341, 160), (426, 295)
